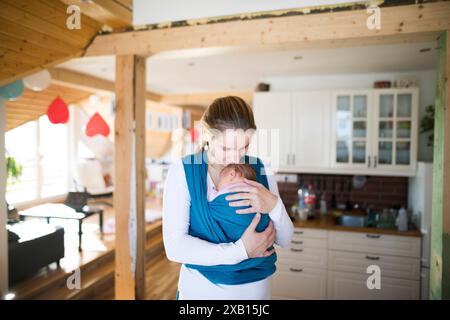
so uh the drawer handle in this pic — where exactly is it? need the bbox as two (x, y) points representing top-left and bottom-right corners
(290, 248), (303, 252)
(365, 255), (380, 261)
(289, 267), (303, 273)
(294, 231), (304, 235)
(291, 240), (303, 244)
(366, 234), (381, 239)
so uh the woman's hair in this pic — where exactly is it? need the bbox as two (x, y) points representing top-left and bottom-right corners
(223, 164), (257, 181)
(201, 96), (256, 132)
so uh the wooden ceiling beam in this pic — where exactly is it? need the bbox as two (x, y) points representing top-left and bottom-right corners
(48, 67), (162, 102)
(86, 2), (450, 57)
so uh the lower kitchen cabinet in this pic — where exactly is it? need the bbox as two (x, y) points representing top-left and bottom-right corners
(271, 261), (327, 300)
(271, 228), (421, 300)
(327, 270), (420, 300)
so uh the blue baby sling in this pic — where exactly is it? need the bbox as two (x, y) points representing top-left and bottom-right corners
(182, 151), (277, 285)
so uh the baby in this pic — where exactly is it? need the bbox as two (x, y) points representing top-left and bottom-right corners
(208, 163), (257, 202)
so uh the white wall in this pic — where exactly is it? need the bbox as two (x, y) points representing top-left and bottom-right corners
(263, 69), (436, 162)
(0, 99), (8, 297)
(133, 0), (369, 25)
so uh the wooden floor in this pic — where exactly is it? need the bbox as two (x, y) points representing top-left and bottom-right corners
(95, 252), (181, 300)
(10, 196), (181, 300)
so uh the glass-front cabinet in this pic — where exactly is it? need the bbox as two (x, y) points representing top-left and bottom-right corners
(332, 88), (418, 175)
(373, 89), (418, 172)
(332, 91), (372, 168)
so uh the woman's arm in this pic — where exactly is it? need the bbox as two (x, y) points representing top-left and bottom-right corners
(266, 174), (295, 248)
(162, 159), (248, 265)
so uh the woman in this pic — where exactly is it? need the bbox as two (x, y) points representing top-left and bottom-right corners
(163, 96), (294, 300)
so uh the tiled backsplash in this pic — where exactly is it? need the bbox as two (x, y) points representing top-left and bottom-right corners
(277, 174), (408, 212)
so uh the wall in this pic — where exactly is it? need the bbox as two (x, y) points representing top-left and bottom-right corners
(264, 69), (436, 162)
(278, 174), (408, 213)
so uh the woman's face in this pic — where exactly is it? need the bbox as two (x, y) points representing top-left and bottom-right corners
(207, 129), (253, 165)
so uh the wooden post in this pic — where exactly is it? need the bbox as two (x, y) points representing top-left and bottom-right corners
(114, 55), (146, 300)
(0, 100), (8, 298)
(430, 31), (450, 300)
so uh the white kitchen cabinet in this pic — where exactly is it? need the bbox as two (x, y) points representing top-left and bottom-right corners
(253, 88), (419, 176)
(252, 91), (331, 173)
(330, 88), (419, 176)
(291, 92), (331, 169)
(372, 89), (419, 175)
(272, 262), (327, 300)
(328, 231), (421, 258)
(331, 91), (373, 169)
(272, 229), (421, 300)
(272, 227), (328, 299)
(252, 92), (292, 171)
(327, 271), (420, 300)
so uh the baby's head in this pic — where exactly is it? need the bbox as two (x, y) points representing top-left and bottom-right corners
(217, 164), (257, 190)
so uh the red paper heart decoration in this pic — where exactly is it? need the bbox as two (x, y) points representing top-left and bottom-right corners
(85, 112), (110, 137)
(47, 96), (69, 124)
(189, 127), (199, 142)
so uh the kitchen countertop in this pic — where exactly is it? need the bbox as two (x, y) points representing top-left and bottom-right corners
(292, 214), (422, 237)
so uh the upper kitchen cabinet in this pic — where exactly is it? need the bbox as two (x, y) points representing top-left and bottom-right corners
(252, 91), (331, 173)
(331, 88), (419, 176)
(252, 92), (292, 171)
(372, 89), (419, 175)
(253, 88), (419, 176)
(331, 91), (373, 170)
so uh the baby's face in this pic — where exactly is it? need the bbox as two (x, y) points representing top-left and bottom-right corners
(217, 167), (244, 190)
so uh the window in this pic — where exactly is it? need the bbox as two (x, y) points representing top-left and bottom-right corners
(5, 115), (69, 204)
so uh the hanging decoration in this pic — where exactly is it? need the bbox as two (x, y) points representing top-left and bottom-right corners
(85, 112), (110, 137)
(0, 80), (24, 101)
(23, 70), (52, 91)
(190, 127), (199, 143)
(47, 96), (69, 124)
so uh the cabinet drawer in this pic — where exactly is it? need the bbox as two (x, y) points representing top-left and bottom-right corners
(271, 263), (327, 300)
(327, 271), (419, 300)
(277, 248), (327, 269)
(289, 237), (328, 249)
(292, 228), (328, 239)
(328, 231), (420, 258)
(328, 250), (420, 280)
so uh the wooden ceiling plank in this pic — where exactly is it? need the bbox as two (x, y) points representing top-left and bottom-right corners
(85, 2), (450, 56)
(0, 20), (81, 55)
(5, 0), (101, 39)
(92, 0), (132, 25)
(39, 0), (103, 30)
(60, 0), (131, 29)
(114, 0), (133, 11)
(0, 34), (68, 63)
(0, 1), (90, 47)
(0, 50), (84, 87)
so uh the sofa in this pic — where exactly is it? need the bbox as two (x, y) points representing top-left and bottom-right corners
(8, 223), (65, 286)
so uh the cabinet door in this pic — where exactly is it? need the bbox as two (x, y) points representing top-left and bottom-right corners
(372, 89), (418, 174)
(291, 91), (331, 169)
(327, 271), (419, 300)
(331, 91), (372, 169)
(252, 92), (292, 171)
(272, 262), (327, 300)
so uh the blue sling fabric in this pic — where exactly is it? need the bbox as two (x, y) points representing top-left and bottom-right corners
(182, 151), (277, 285)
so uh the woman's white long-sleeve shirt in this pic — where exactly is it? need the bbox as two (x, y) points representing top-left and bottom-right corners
(162, 158), (294, 300)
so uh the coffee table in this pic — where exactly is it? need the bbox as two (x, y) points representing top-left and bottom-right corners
(19, 203), (104, 251)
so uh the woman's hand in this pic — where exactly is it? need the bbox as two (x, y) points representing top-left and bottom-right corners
(240, 213), (276, 258)
(225, 178), (278, 214)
